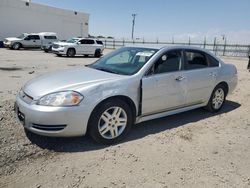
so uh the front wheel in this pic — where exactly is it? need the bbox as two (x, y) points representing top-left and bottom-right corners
(88, 99), (133, 144)
(205, 84), (226, 112)
(12, 42), (21, 50)
(67, 48), (76, 57)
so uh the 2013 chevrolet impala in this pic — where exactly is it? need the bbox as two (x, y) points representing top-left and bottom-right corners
(15, 46), (237, 144)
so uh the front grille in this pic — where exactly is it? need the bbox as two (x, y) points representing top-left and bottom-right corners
(19, 90), (33, 104)
(52, 44), (59, 49)
(32, 124), (67, 131)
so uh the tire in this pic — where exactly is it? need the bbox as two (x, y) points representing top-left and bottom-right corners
(12, 42), (21, 50)
(205, 84), (227, 112)
(94, 49), (101, 58)
(67, 48), (76, 57)
(44, 49), (49, 53)
(88, 99), (133, 144)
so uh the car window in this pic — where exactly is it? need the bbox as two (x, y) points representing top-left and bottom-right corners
(86, 40), (95, 44)
(106, 51), (132, 64)
(153, 50), (182, 74)
(97, 40), (103, 45)
(184, 51), (208, 70)
(44, 36), (57, 39)
(89, 47), (157, 75)
(80, 40), (88, 44)
(207, 54), (219, 67)
(29, 35), (40, 40)
(81, 39), (94, 44)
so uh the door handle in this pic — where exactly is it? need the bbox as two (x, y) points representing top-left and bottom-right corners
(175, 76), (186, 81)
(209, 72), (217, 77)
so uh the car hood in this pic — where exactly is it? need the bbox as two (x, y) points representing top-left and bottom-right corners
(23, 67), (125, 100)
(54, 41), (74, 46)
(5, 37), (22, 42)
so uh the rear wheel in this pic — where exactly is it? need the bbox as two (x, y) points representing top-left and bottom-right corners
(12, 42), (21, 50)
(67, 48), (76, 57)
(88, 99), (133, 144)
(94, 49), (101, 58)
(205, 84), (227, 112)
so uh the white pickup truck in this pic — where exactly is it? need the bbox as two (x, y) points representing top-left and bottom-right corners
(3, 32), (58, 50)
(52, 38), (104, 57)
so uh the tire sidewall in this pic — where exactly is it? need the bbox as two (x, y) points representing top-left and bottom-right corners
(67, 48), (75, 57)
(13, 42), (20, 50)
(208, 85), (226, 112)
(88, 99), (133, 144)
(94, 49), (101, 57)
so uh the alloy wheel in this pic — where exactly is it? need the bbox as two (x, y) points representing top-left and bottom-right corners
(212, 88), (225, 110)
(98, 106), (127, 139)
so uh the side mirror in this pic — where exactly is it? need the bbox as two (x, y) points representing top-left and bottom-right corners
(77, 42), (81, 45)
(24, 37), (30, 41)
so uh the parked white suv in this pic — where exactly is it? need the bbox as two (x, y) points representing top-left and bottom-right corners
(3, 32), (58, 50)
(52, 38), (104, 57)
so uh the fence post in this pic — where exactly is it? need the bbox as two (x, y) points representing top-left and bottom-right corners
(122, 38), (125, 46)
(213, 37), (217, 54)
(188, 37), (190, 45)
(203, 37), (206, 49)
(223, 39), (227, 56)
(248, 45), (250, 57)
(113, 39), (115, 49)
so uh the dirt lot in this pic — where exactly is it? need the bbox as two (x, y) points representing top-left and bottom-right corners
(0, 48), (250, 188)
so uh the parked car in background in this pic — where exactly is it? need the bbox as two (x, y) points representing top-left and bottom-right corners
(15, 46), (237, 144)
(52, 38), (104, 57)
(40, 33), (58, 52)
(4, 32), (58, 50)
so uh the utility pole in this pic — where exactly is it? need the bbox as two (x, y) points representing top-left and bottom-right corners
(131, 13), (137, 40)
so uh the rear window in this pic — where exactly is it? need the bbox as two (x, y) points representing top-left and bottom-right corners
(96, 40), (103, 45)
(44, 36), (57, 40)
(207, 54), (219, 67)
(185, 51), (208, 70)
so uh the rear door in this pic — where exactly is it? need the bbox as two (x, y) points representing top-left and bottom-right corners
(78, 39), (94, 54)
(141, 49), (186, 116)
(182, 50), (219, 105)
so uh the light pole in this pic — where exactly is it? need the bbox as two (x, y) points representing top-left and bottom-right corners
(131, 13), (137, 40)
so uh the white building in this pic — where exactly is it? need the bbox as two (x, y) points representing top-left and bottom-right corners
(0, 0), (89, 41)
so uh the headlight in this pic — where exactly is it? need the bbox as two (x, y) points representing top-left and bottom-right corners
(37, 91), (83, 107)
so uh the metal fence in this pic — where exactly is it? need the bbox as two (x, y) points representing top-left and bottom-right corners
(101, 39), (250, 57)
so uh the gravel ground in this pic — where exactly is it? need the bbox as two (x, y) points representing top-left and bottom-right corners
(0, 48), (250, 188)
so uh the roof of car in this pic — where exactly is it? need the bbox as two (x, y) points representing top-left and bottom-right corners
(125, 44), (214, 53)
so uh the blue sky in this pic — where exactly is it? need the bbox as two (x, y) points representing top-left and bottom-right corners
(32, 0), (250, 43)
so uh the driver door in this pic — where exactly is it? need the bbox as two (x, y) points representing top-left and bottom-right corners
(141, 50), (186, 116)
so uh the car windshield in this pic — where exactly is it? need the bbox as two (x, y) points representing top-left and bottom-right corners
(88, 47), (158, 75)
(66, 38), (79, 43)
(17, 34), (26, 39)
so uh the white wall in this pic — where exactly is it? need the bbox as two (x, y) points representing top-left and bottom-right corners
(0, 0), (89, 41)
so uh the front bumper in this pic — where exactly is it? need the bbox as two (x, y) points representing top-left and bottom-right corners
(52, 47), (66, 55)
(15, 94), (90, 137)
(3, 42), (11, 48)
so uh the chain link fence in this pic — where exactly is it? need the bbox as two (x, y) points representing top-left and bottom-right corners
(101, 39), (250, 57)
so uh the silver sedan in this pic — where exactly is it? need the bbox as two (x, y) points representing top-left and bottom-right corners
(15, 46), (238, 144)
